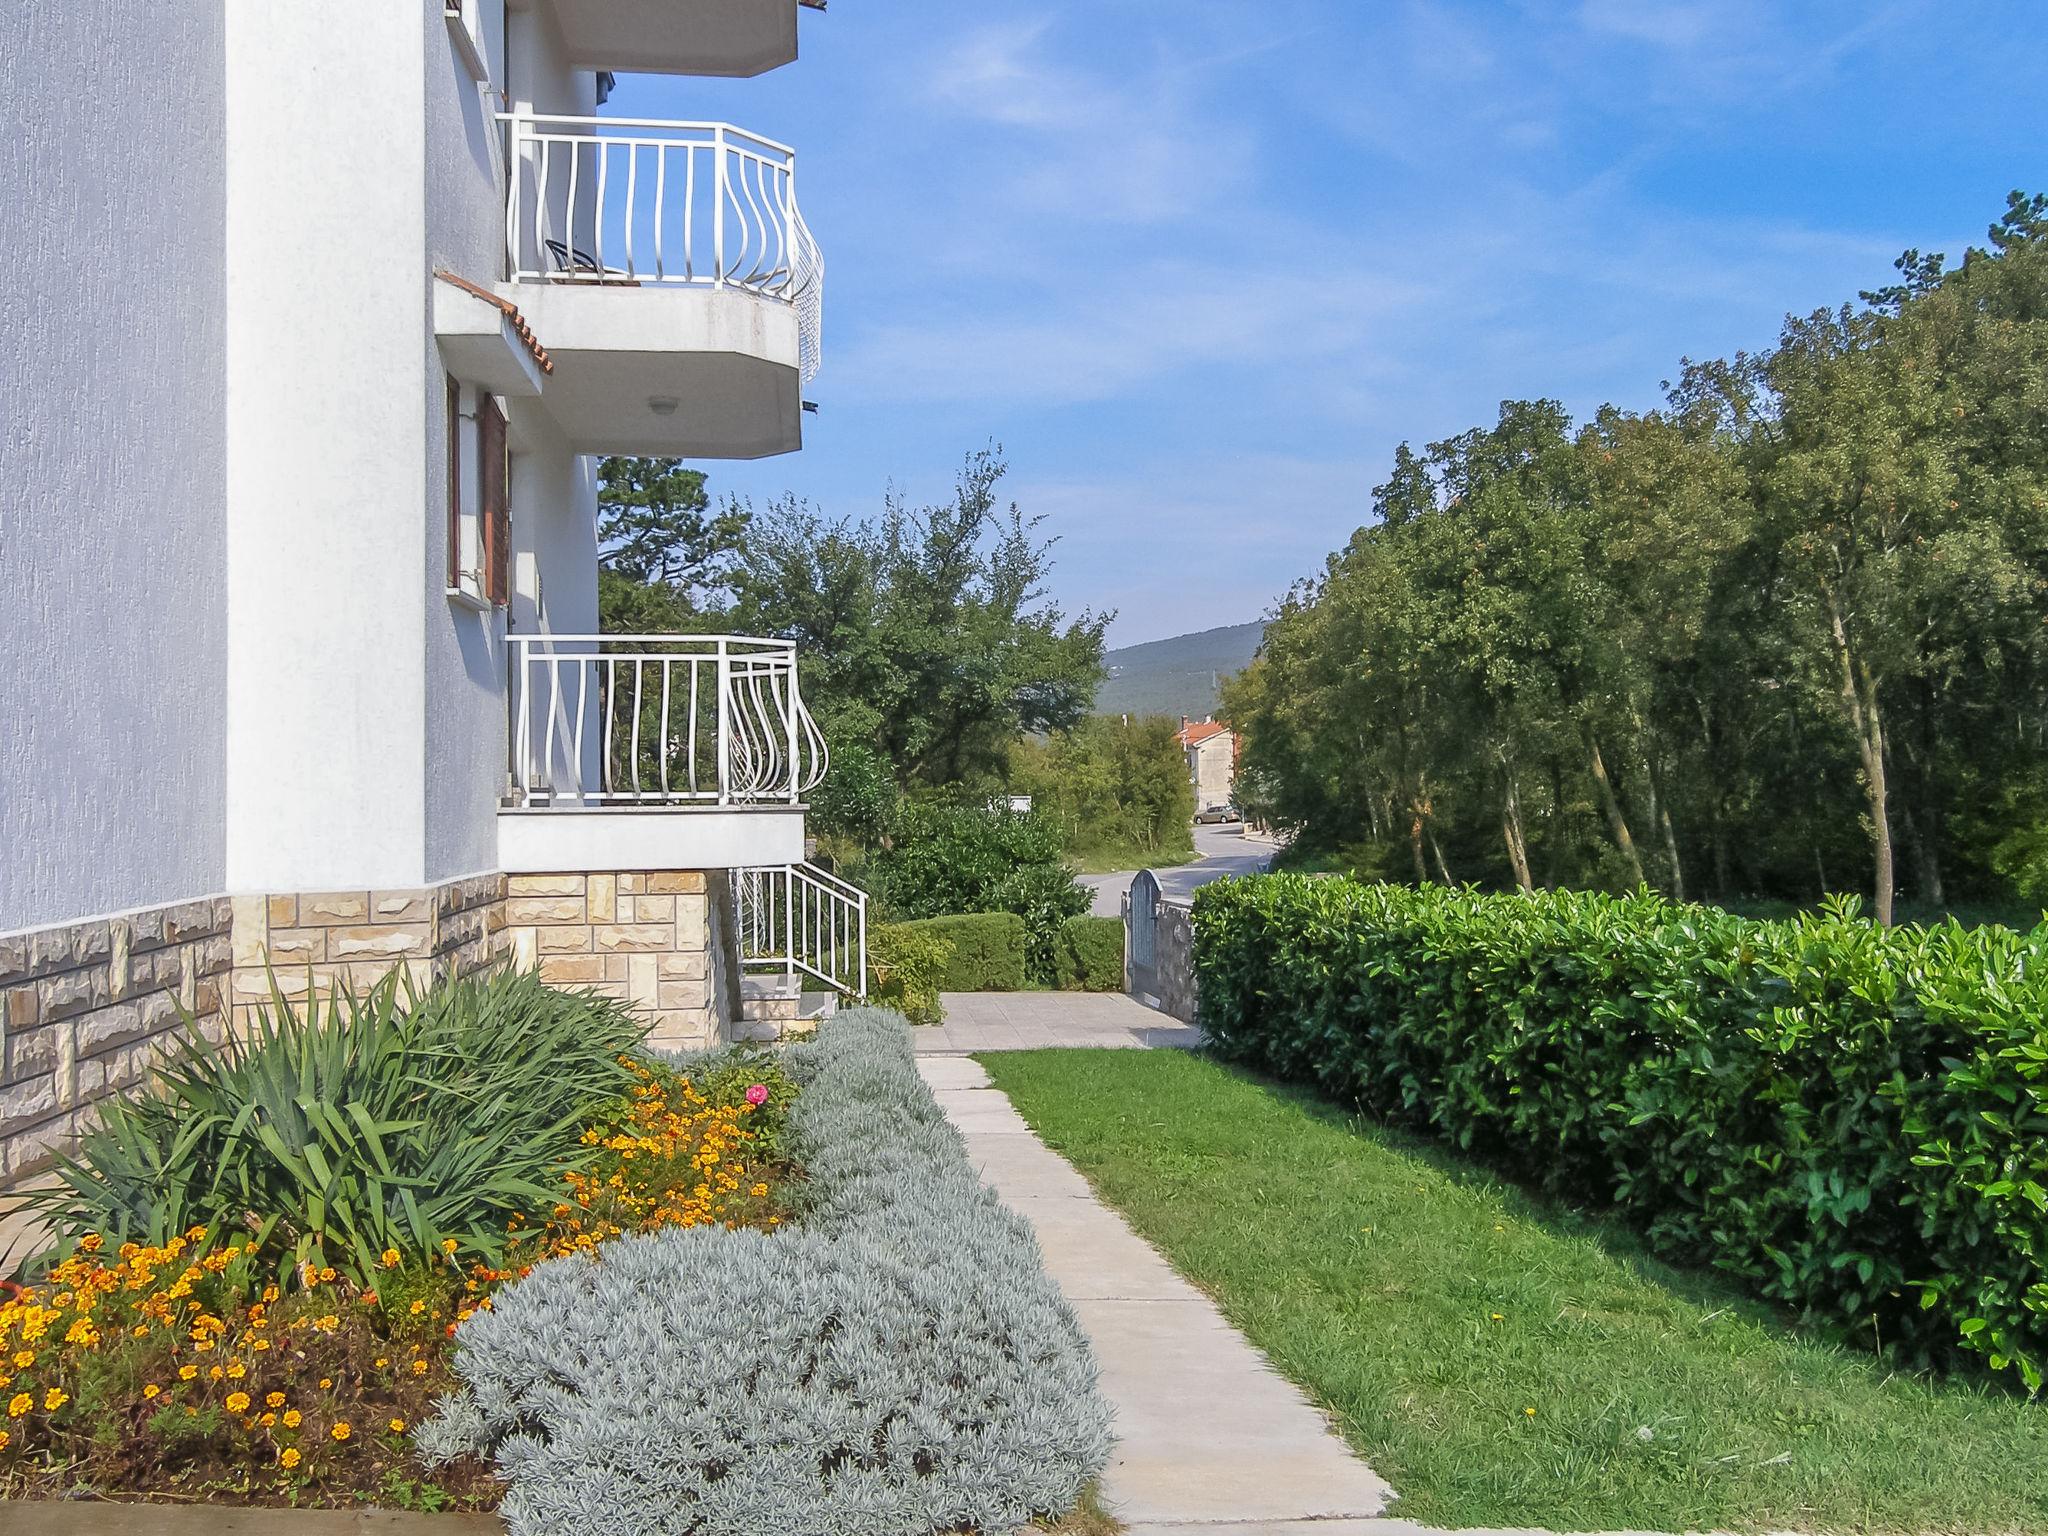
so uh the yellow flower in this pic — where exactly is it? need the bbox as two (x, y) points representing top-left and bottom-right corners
(330, 1421), (352, 1442)
(317, 1267), (336, 1284)
(318, 1377), (332, 1390)
(252, 1338), (272, 1352)
(226, 1391), (251, 1413)
(143, 1384), (161, 1399)
(374, 1357), (388, 1369)
(178, 1364), (198, 1381)
(1490, 1313), (1504, 1321)
(10, 1352), (32, 1370)
(1524, 1407), (1537, 1418)
(0, 1428), (9, 1450)
(441, 1238), (458, 1255)
(409, 1300), (426, 1317)
(42, 1388), (67, 1412)
(750, 1183), (769, 1198)
(282, 1409), (302, 1429)
(208, 1365), (224, 1381)
(266, 1391), (286, 1408)
(279, 1446), (301, 1469)
(226, 1361), (246, 1379)
(380, 1248), (401, 1269)
(410, 1360), (429, 1376)
(388, 1418), (406, 1434)
(6, 1393), (29, 1418)
(259, 1412), (276, 1428)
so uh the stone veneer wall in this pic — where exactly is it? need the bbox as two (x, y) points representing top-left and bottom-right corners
(226, 874), (509, 1035)
(0, 897), (233, 1186)
(2, 867), (736, 1195)
(504, 871), (731, 1051)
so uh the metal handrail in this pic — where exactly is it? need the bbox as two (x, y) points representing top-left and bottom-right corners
(735, 862), (868, 1000)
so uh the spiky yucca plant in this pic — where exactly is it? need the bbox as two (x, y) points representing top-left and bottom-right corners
(20, 968), (644, 1284)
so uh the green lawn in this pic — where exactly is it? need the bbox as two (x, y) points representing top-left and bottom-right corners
(1064, 841), (1196, 876)
(978, 1048), (2048, 1535)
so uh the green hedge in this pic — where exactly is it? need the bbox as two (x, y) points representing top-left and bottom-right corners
(894, 912), (1030, 992)
(1193, 875), (2048, 1392)
(1053, 916), (1124, 991)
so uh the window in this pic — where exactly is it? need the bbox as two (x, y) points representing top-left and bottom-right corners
(445, 375), (511, 610)
(478, 393), (509, 607)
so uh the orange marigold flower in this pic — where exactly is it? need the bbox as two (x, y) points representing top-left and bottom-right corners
(279, 1446), (301, 1469)
(226, 1391), (251, 1413)
(282, 1409), (302, 1428)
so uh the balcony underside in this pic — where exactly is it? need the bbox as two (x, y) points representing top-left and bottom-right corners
(498, 806), (807, 874)
(502, 284), (802, 458)
(548, 0), (799, 76)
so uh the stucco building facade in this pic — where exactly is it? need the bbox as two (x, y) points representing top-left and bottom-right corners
(0, 0), (856, 1189)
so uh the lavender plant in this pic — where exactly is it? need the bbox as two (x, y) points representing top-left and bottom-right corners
(420, 1009), (1112, 1535)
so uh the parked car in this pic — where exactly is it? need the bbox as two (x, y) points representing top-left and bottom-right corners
(1194, 803), (1242, 825)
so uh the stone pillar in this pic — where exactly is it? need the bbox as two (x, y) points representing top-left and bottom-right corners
(504, 871), (726, 1050)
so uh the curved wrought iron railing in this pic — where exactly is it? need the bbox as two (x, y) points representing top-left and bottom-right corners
(508, 634), (827, 807)
(500, 113), (823, 385)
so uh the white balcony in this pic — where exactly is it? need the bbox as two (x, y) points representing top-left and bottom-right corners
(498, 634), (824, 873)
(498, 115), (821, 459)
(548, 0), (808, 79)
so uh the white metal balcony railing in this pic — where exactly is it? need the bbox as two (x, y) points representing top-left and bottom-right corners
(509, 635), (828, 808)
(736, 862), (868, 1000)
(500, 113), (823, 385)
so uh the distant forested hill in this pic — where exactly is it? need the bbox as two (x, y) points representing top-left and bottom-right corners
(1095, 620), (1266, 719)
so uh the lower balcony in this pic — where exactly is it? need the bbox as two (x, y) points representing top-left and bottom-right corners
(497, 115), (821, 459)
(498, 634), (822, 873)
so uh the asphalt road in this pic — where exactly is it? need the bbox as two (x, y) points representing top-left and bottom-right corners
(1078, 823), (1282, 917)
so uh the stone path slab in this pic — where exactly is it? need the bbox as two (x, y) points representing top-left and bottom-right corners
(917, 990), (1201, 1055)
(919, 1054), (1395, 1531)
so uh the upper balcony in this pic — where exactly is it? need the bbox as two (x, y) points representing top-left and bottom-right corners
(548, 0), (813, 78)
(495, 115), (821, 459)
(498, 634), (824, 872)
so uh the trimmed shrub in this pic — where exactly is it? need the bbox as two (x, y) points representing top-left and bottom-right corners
(1194, 875), (2048, 1393)
(21, 969), (643, 1283)
(895, 912), (1031, 992)
(867, 921), (954, 1026)
(421, 1009), (1113, 1535)
(1053, 916), (1124, 991)
(864, 803), (1090, 981)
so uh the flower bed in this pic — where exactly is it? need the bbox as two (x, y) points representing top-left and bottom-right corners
(0, 974), (798, 1508)
(420, 1008), (1113, 1536)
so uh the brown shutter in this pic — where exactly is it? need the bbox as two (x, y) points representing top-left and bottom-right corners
(445, 375), (462, 588)
(478, 393), (509, 607)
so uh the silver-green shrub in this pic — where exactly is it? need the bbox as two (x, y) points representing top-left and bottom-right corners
(419, 1008), (1112, 1535)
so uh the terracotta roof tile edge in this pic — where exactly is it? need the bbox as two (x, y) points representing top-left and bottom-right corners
(434, 269), (555, 376)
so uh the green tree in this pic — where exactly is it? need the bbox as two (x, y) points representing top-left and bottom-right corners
(595, 458), (749, 632)
(724, 448), (1111, 793)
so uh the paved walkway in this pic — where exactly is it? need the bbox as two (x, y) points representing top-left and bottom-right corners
(915, 989), (1202, 1053)
(919, 1051), (1395, 1536)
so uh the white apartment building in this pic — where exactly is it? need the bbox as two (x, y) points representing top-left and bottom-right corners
(0, 0), (861, 1190)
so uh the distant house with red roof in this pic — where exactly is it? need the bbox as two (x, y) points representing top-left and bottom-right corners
(1177, 716), (1239, 811)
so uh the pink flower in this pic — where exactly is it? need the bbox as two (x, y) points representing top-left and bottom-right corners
(744, 1083), (769, 1107)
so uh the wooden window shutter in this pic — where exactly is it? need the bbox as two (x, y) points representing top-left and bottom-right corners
(478, 393), (509, 606)
(445, 375), (462, 588)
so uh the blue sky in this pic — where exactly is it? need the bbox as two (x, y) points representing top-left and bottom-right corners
(615, 1), (2046, 647)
